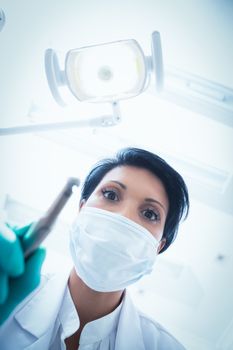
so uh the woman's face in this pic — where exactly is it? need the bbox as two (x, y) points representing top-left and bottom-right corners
(81, 166), (169, 251)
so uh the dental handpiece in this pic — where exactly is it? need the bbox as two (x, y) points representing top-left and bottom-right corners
(21, 177), (80, 258)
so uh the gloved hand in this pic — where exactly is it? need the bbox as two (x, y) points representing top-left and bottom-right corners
(0, 223), (46, 325)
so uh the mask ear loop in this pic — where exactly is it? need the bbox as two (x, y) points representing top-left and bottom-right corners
(44, 48), (67, 107)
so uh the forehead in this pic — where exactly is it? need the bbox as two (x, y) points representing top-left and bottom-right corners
(98, 165), (169, 208)
(99, 165), (163, 189)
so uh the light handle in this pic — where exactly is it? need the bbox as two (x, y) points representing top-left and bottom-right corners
(151, 31), (164, 92)
(44, 48), (67, 107)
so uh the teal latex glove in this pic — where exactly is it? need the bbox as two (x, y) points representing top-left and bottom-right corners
(0, 223), (46, 325)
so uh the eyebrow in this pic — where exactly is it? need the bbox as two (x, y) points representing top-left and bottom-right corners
(111, 180), (127, 190)
(110, 180), (167, 214)
(144, 198), (166, 214)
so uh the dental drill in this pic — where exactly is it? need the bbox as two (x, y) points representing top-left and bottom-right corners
(21, 177), (80, 258)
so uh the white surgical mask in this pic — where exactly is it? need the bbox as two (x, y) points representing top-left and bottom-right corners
(70, 207), (159, 292)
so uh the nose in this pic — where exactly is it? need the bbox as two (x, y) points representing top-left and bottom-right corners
(116, 204), (138, 225)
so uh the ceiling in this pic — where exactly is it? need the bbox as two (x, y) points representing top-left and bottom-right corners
(0, 1), (233, 349)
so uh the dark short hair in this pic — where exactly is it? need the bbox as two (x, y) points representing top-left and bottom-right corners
(80, 147), (189, 253)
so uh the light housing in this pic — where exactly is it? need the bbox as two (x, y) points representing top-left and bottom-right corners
(44, 31), (164, 107)
(65, 39), (147, 102)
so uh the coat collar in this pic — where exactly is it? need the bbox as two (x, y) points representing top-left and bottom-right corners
(115, 291), (145, 350)
(13, 256), (145, 350)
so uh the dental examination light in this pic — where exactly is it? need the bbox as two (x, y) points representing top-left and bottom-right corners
(45, 29), (233, 127)
(45, 31), (163, 106)
(0, 31), (163, 136)
(23, 177), (80, 258)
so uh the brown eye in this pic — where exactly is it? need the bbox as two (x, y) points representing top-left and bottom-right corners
(142, 208), (160, 221)
(102, 189), (119, 201)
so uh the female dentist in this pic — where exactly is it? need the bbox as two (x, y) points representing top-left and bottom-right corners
(0, 147), (189, 350)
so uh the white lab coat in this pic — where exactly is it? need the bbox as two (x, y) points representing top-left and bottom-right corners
(0, 253), (185, 350)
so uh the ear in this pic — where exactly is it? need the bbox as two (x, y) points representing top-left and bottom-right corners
(157, 238), (166, 254)
(79, 199), (86, 211)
